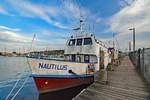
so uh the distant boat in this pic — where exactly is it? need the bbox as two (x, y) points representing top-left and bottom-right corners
(27, 17), (110, 95)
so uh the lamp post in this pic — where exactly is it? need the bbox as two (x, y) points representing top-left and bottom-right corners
(129, 28), (135, 58)
(129, 28), (135, 52)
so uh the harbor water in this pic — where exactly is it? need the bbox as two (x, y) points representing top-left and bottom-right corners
(0, 56), (88, 100)
(0, 56), (39, 100)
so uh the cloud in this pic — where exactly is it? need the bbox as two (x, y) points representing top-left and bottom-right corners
(0, 31), (32, 44)
(1, 0), (101, 30)
(62, 1), (85, 19)
(0, 7), (8, 14)
(106, 0), (150, 50)
(109, 0), (150, 33)
(61, 1), (101, 25)
(88, 13), (102, 23)
(0, 0), (104, 52)
(53, 22), (69, 29)
(0, 29), (66, 52)
(6, 0), (69, 29)
(41, 30), (68, 38)
(119, 0), (135, 8)
(0, 25), (20, 31)
(37, 39), (66, 47)
(42, 30), (51, 36)
(7, 0), (51, 21)
(0, 5), (14, 16)
(96, 18), (101, 23)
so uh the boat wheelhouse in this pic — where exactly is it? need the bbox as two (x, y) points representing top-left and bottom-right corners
(64, 28), (111, 70)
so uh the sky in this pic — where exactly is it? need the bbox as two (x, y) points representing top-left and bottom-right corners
(0, 0), (150, 53)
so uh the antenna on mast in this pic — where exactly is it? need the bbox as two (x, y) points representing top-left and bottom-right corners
(80, 15), (84, 35)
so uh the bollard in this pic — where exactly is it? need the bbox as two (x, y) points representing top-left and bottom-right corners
(100, 69), (108, 85)
(108, 64), (114, 71)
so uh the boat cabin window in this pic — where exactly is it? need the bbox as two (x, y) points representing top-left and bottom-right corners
(84, 55), (90, 63)
(72, 55), (76, 62)
(84, 38), (92, 45)
(77, 56), (81, 62)
(77, 39), (82, 46)
(68, 39), (75, 46)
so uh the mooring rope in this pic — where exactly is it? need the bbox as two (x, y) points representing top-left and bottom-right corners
(5, 58), (31, 100)
(5, 74), (23, 100)
(10, 75), (30, 100)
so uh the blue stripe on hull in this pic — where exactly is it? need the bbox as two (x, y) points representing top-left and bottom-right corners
(30, 74), (94, 78)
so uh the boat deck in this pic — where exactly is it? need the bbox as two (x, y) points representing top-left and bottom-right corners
(73, 56), (150, 100)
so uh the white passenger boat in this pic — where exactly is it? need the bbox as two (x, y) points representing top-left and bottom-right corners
(27, 18), (110, 94)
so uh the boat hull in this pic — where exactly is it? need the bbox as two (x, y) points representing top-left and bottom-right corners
(39, 82), (90, 100)
(33, 75), (94, 94)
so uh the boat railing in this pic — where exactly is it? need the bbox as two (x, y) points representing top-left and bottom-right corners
(27, 55), (98, 64)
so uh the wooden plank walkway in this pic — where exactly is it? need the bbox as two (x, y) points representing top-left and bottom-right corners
(74, 56), (150, 100)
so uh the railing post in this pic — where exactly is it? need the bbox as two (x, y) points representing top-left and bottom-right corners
(143, 48), (145, 77)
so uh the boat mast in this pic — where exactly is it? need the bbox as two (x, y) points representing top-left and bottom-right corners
(73, 16), (84, 36)
(30, 34), (36, 52)
(80, 16), (83, 35)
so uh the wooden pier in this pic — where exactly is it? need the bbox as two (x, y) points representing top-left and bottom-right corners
(74, 56), (150, 100)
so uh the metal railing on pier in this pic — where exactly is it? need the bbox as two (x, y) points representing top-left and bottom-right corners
(129, 48), (150, 83)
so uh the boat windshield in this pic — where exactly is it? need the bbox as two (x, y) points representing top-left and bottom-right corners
(84, 38), (92, 45)
(77, 39), (82, 45)
(68, 39), (75, 46)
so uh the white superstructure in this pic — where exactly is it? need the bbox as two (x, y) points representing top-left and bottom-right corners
(64, 32), (110, 71)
